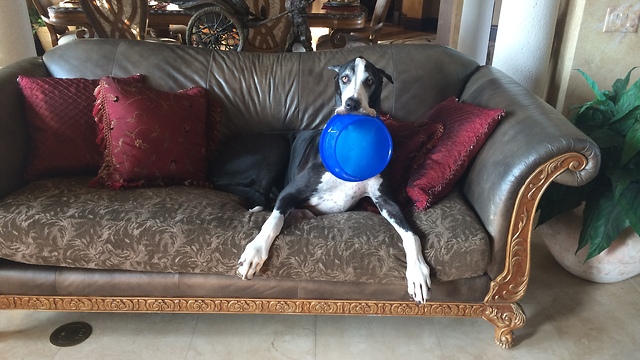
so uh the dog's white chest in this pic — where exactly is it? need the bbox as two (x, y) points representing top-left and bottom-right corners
(305, 172), (372, 214)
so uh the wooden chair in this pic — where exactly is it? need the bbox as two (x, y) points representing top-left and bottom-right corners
(30, 0), (88, 48)
(316, 0), (391, 50)
(242, 0), (293, 52)
(78, 0), (148, 40)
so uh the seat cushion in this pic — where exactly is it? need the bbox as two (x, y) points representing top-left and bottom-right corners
(0, 177), (489, 283)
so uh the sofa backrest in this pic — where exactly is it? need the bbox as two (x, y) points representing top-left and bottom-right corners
(42, 39), (480, 139)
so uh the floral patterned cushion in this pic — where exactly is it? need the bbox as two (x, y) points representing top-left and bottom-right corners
(0, 177), (490, 283)
(407, 97), (505, 210)
(92, 76), (212, 189)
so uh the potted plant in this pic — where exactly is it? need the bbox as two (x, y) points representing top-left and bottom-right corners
(27, 4), (47, 54)
(536, 67), (640, 280)
(28, 5), (45, 33)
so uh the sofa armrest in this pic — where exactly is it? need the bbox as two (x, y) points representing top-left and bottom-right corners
(0, 57), (48, 199)
(459, 66), (600, 278)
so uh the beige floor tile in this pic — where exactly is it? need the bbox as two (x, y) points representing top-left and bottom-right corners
(185, 314), (316, 360)
(50, 313), (198, 360)
(0, 310), (70, 360)
(529, 231), (640, 359)
(628, 273), (640, 292)
(534, 282), (640, 359)
(315, 315), (443, 360)
(433, 309), (573, 360)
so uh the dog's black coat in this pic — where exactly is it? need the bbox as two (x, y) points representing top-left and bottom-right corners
(207, 130), (321, 209)
(207, 133), (291, 208)
(230, 57), (430, 303)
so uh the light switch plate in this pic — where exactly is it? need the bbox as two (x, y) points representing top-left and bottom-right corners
(603, 7), (639, 33)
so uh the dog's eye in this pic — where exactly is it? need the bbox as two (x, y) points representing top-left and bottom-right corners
(365, 77), (375, 86)
(341, 75), (349, 84)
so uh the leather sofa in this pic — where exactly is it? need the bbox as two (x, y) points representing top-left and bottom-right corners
(0, 39), (599, 348)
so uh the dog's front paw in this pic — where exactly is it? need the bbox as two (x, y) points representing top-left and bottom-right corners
(406, 260), (431, 304)
(237, 242), (269, 280)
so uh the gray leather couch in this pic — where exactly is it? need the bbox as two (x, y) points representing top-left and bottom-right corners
(0, 39), (599, 348)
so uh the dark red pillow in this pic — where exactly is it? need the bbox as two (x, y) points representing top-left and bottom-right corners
(91, 76), (211, 189)
(381, 113), (444, 204)
(407, 97), (505, 210)
(18, 75), (142, 180)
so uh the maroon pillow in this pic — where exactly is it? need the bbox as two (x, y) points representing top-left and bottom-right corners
(407, 97), (505, 210)
(18, 75), (141, 180)
(381, 113), (444, 204)
(91, 76), (211, 189)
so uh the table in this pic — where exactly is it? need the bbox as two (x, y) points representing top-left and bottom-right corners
(47, 5), (191, 34)
(308, 1), (365, 49)
(307, 1), (365, 30)
(47, 1), (365, 49)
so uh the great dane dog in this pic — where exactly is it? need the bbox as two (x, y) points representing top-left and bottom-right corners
(237, 56), (431, 303)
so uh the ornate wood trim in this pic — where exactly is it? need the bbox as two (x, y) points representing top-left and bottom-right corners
(0, 295), (485, 317)
(485, 153), (588, 304)
(482, 303), (526, 349)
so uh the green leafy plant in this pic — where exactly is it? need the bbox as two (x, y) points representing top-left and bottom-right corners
(537, 67), (640, 261)
(28, 5), (45, 33)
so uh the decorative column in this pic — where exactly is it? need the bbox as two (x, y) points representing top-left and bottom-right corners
(492, 0), (561, 97)
(456, 0), (495, 65)
(435, 0), (464, 48)
(0, 0), (37, 67)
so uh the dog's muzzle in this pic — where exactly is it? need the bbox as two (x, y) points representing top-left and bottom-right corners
(336, 97), (376, 116)
(344, 97), (361, 112)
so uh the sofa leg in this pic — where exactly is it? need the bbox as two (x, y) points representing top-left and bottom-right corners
(482, 303), (526, 349)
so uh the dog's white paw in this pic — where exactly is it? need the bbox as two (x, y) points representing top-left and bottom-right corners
(406, 260), (431, 304)
(237, 242), (269, 280)
(249, 206), (264, 213)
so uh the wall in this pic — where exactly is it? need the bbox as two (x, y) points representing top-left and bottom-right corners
(492, 0), (560, 96)
(0, 0), (36, 67)
(492, 0), (501, 25)
(436, 0), (463, 47)
(457, 0), (494, 64)
(548, 0), (640, 116)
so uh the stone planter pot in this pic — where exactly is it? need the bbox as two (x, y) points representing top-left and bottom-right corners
(536, 206), (640, 283)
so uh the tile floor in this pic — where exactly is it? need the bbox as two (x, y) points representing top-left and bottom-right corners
(1, 230), (638, 360)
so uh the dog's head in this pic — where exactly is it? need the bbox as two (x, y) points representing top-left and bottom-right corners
(329, 56), (393, 116)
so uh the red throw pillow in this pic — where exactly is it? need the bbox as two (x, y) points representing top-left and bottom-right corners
(381, 113), (444, 204)
(91, 76), (211, 189)
(18, 74), (142, 180)
(407, 97), (505, 210)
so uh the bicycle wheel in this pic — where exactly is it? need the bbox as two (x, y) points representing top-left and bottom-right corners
(186, 6), (246, 51)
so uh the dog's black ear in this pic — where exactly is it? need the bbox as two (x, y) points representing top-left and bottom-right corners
(328, 65), (342, 80)
(379, 69), (394, 84)
(328, 65), (341, 73)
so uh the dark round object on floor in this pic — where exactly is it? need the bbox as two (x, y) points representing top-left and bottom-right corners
(49, 321), (92, 347)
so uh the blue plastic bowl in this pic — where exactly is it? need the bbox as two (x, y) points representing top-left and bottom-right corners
(319, 114), (393, 182)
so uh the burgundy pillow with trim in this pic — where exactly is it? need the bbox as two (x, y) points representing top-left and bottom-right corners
(91, 76), (212, 189)
(381, 113), (444, 204)
(18, 74), (142, 180)
(407, 97), (505, 210)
